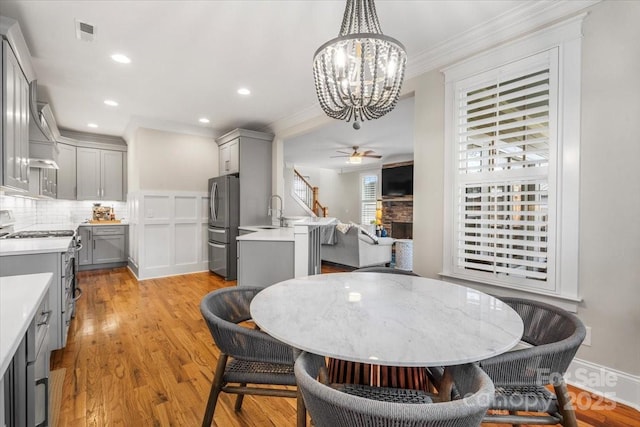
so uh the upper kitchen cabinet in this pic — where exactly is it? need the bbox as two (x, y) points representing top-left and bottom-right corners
(56, 142), (76, 199)
(62, 129), (127, 201)
(1, 38), (30, 192)
(216, 129), (273, 225)
(218, 137), (239, 175)
(76, 147), (124, 201)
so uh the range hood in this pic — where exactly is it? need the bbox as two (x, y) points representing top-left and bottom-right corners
(29, 81), (60, 169)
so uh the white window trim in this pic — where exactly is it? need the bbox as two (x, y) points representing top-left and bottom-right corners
(442, 15), (584, 302)
(360, 171), (380, 225)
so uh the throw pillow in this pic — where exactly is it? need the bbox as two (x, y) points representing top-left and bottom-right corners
(358, 225), (379, 244)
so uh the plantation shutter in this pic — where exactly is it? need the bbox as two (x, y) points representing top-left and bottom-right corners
(361, 174), (378, 225)
(453, 50), (557, 289)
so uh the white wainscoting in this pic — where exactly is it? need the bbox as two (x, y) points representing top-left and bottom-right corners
(127, 191), (209, 280)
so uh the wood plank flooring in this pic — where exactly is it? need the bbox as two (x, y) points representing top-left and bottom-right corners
(51, 267), (639, 426)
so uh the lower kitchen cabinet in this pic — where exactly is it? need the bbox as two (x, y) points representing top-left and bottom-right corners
(237, 240), (294, 288)
(78, 225), (128, 270)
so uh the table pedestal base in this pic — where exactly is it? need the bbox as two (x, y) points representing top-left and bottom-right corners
(327, 358), (430, 392)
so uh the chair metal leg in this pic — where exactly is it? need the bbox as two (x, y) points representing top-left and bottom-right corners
(555, 379), (578, 427)
(202, 354), (228, 427)
(234, 384), (246, 412)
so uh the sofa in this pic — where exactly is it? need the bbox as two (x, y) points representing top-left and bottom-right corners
(321, 225), (394, 268)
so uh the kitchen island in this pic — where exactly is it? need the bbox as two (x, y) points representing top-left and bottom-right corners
(236, 218), (332, 287)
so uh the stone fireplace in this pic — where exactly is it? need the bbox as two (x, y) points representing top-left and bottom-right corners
(391, 222), (413, 240)
(381, 198), (413, 239)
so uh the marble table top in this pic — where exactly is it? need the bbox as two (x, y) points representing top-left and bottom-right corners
(251, 272), (524, 367)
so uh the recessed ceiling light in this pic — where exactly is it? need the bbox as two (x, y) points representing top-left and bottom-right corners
(87, 123), (98, 128)
(104, 99), (118, 107)
(199, 118), (210, 124)
(111, 53), (131, 64)
(237, 87), (251, 96)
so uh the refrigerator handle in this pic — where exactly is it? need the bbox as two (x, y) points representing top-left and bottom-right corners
(210, 182), (217, 222)
(213, 182), (219, 221)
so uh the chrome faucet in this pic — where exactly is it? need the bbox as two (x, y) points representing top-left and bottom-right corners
(268, 195), (285, 227)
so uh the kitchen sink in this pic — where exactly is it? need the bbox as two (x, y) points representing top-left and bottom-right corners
(255, 225), (280, 229)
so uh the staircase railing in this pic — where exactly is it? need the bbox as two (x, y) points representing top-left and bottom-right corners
(293, 169), (329, 217)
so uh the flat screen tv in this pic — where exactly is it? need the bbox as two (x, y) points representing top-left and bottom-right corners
(382, 164), (413, 197)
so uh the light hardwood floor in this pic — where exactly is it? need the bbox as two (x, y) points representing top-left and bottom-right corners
(51, 267), (639, 426)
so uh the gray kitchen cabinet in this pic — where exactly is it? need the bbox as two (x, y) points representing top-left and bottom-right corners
(78, 225), (128, 270)
(216, 129), (273, 226)
(77, 226), (92, 265)
(76, 147), (123, 201)
(56, 142), (76, 199)
(237, 240), (294, 288)
(1, 39), (30, 192)
(28, 167), (56, 198)
(218, 138), (239, 175)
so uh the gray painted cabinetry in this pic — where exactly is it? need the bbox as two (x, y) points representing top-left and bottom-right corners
(56, 142), (76, 199)
(216, 129), (273, 226)
(237, 240), (294, 288)
(76, 147), (124, 201)
(1, 39), (30, 192)
(78, 225), (128, 270)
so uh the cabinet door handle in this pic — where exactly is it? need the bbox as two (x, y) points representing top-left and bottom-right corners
(93, 240), (96, 249)
(35, 377), (49, 427)
(37, 310), (52, 326)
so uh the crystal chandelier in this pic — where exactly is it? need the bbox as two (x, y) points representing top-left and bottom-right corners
(313, 0), (407, 129)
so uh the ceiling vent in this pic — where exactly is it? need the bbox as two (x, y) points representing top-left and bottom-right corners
(75, 19), (95, 42)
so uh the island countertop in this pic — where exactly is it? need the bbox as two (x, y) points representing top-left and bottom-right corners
(237, 226), (295, 242)
(0, 273), (53, 376)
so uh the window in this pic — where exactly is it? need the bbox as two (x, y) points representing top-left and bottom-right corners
(361, 174), (378, 225)
(443, 19), (582, 301)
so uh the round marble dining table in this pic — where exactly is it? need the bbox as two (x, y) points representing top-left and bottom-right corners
(250, 272), (524, 367)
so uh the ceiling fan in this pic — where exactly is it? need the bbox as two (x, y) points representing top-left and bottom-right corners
(331, 146), (382, 164)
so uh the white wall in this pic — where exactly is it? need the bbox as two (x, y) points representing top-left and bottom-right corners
(285, 165), (380, 224)
(131, 127), (218, 192)
(126, 127), (218, 279)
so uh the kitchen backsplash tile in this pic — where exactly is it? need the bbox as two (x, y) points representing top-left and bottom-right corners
(0, 195), (37, 229)
(37, 199), (128, 224)
(1, 194), (127, 229)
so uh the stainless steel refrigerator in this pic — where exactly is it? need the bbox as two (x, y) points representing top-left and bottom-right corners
(208, 175), (240, 280)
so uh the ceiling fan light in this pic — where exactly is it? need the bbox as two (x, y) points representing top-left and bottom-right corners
(348, 156), (362, 164)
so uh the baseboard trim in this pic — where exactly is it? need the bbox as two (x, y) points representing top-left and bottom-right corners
(567, 357), (640, 411)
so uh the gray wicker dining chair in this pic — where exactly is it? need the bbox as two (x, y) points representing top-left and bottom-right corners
(200, 287), (300, 427)
(479, 297), (586, 427)
(295, 351), (495, 427)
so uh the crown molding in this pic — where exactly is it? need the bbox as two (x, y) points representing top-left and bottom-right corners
(405, 0), (600, 79)
(123, 115), (218, 144)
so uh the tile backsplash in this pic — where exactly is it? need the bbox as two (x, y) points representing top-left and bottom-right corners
(37, 199), (128, 224)
(0, 195), (37, 229)
(1, 194), (127, 229)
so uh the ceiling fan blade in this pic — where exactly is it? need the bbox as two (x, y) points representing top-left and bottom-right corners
(335, 150), (352, 155)
(363, 154), (383, 159)
(362, 150), (375, 155)
(330, 155), (350, 158)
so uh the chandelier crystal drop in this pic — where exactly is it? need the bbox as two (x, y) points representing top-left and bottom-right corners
(313, 0), (407, 129)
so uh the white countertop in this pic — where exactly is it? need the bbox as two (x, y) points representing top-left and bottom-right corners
(237, 226), (295, 242)
(251, 272), (524, 367)
(0, 236), (74, 256)
(237, 217), (336, 242)
(0, 273), (52, 377)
